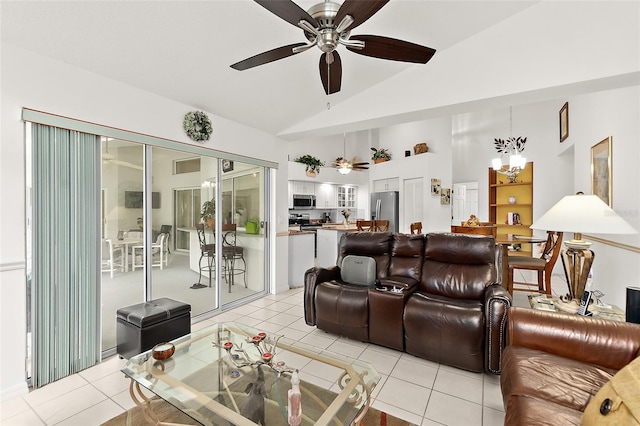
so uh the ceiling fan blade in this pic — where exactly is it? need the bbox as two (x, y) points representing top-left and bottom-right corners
(231, 43), (307, 70)
(335, 0), (389, 32)
(347, 35), (436, 63)
(319, 51), (342, 95)
(352, 162), (370, 166)
(255, 0), (318, 28)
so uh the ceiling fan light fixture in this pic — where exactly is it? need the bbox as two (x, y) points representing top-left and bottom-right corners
(337, 164), (352, 174)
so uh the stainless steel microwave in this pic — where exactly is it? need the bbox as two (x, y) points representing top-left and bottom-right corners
(293, 194), (316, 209)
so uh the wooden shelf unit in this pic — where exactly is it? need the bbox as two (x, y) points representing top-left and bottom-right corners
(489, 162), (534, 257)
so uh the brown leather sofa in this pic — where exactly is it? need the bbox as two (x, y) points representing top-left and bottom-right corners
(303, 231), (511, 374)
(501, 307), (640, 424)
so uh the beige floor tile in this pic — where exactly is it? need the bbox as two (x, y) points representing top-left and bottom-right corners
(31, 384), (106, 425)
(483, 379), (505, 412)
(371, 399), (424, 425)
(298, 333), (336, 350)
(54, 399), (124, 426)
(326, 340), (366, 359)
(390, 357), (438, 388)
(433, 369), (483, 404)
(2, 408), (46, 426)
(23, 375), (88, 408)
(275, 326), (310, 341)
(357, 347), (400, 376)
(91, 370), (130, 398)
(375, 376), (431, 416)
(0, 396), (31, 421)
(483, 406), (506, 426)
(424, 391), (482, 426)
(267, 312), (300, 326)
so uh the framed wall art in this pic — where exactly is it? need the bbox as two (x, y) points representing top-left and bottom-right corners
(440, 188), (451, 205)
(591, 136), (612, 206)
(559, 102), (569, 142)
(431, 178), (441, 195)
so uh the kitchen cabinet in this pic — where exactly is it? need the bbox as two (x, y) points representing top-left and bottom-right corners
(315, 183), (337, 208)
(373, 178), (399, 192)
(292, 180), (315, 195)
(489, 161), (534, 257)
(337, 186), (357, 208)
(288, 181), (293, 209)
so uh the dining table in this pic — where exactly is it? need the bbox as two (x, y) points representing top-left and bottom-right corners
(111, 237), (143, 272)
(494, 234), (547, 290)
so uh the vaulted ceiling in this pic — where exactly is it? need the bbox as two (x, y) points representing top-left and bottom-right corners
(1, 0), (537, 139)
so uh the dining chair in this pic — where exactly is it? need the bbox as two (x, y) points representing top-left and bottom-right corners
(373, 220), (389, 232)
(508, 231), (563, 296)
(356, 220), (374, 231)
(131, 233), (169, 271)
(221, 224), (247, 292)
(159, 224), (172, 253)
(410, 222), (423, 234)
(101, 239), (124, 278)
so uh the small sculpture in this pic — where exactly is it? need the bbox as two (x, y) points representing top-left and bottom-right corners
(240, 365), (266, 425)
(463, 214), (481, 227)
(288, 370), (302, 426)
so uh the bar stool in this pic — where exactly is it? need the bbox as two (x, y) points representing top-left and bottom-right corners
(222, 224), (246, 292)
(191, 223), (215, 289)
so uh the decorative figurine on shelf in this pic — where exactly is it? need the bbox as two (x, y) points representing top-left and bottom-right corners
(240, 365), (266, 425)
(341, 208), (351, 227)
(288, 370), (302, 426)
(463, 214), (481, 227)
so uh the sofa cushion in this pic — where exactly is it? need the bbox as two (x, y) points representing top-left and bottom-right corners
(340, 255), (376, 286)
(420, 233), (496, 300)
(315, 281), (369, 342)
(501, 346), (617, 413)
(404, 292), (485, 372)
(504, 395), (583, 426)
(338, 232), (392, 278)
(389, 233), (424, 282)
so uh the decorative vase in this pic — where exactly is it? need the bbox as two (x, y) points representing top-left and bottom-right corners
(508, 196), (516, 204)
(306, 169), (316, 177)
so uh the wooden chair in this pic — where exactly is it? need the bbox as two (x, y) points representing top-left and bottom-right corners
(508, 231), (563, 296)
(410, 222), (423, 234)
(356, 220), (374, 231)
(373, 220), (389, 232)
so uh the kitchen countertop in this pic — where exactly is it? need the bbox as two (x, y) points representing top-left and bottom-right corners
(288, 230), (316, 236)
(318, 224), (359, 230)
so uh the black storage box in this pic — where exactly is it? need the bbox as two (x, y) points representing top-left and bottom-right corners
(116, 298), (191, 359)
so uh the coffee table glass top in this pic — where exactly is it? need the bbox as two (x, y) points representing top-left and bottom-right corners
(122, 322), (380, 426)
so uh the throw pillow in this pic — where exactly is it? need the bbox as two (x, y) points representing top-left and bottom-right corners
(340, 255), (376, 286)
(582, 356), (640, 425)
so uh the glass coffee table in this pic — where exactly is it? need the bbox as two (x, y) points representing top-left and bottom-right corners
(528, 294), (626, 321)
(122, 322), (380, 425)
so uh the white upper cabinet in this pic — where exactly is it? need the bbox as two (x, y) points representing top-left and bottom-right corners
(337, 186), (357, 208)
(315, 183), (337, 208)
(373, 178), (400, 192)
(291, 181), (315, 195)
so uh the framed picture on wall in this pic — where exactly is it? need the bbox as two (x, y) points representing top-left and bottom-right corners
(440, 188), (451, 205)
(559, 102), (569, 142)
(222, 159), (234, 173)
(591, 136), (612, 206)
(431, 178), (441, 195)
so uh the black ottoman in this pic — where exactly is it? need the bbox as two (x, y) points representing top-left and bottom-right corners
(117, 298), (191, 359)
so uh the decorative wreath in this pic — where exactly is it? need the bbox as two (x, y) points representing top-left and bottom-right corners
(183, 111), (212, 142)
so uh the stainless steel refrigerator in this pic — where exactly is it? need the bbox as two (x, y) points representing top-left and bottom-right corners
(370, 191), (399, 233)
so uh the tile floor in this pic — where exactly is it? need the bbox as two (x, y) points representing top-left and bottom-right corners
(1, 272), (555, 426)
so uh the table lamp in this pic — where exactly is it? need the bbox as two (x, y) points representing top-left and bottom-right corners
(530, 193), (637, 300)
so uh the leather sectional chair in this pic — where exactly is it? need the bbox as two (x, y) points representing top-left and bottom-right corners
(501, 307), (640, 424)
(303, 231), (511, 374)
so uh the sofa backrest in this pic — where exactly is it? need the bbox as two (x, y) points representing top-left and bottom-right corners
(338, 232), (393, 278)
(420, 233), (497, 300)
(389, 233), (425, 282)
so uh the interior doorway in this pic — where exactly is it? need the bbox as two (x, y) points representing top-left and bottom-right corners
(452, 181), (479, 225)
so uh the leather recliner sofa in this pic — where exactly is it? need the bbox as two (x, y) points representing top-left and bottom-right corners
(501, 307), (640, 424)
(303, 231), (511, 374)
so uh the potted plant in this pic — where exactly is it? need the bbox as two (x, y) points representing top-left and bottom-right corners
(294, 155), (325, 177)
(136, 217), (143, 229)
(200, 199), (215, 229)
(371, 147), (392, 163)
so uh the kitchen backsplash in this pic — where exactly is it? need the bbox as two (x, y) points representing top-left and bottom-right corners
(289, 208), (367, 222)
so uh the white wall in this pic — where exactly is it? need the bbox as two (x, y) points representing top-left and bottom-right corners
(0, 42), (290, 400)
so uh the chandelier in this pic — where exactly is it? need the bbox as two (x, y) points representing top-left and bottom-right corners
(492, 107), (527, 183)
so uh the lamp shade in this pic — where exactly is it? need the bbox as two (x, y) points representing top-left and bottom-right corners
(530, 194), (637, 235)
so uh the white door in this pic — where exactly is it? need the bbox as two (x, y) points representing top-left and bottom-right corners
(452, 182), (479, 225)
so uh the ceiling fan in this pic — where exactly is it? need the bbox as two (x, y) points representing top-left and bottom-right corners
(333, 134), (369, 174)
(230, 0), (436, 95)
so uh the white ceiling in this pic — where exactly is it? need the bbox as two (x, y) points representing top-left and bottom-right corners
(1, 0), (536, 138)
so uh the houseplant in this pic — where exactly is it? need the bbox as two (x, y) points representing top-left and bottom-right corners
(294, 155), (325, 177)
(200, 199), (215, 229)
(371, 147), (392, 163)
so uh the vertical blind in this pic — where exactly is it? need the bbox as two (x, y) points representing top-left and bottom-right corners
(31, 123), (101, 388)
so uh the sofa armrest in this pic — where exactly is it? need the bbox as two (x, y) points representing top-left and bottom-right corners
(303, 266), (341, 326)
(508, 306), (640, 370)
(484, 284), (511, 374)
